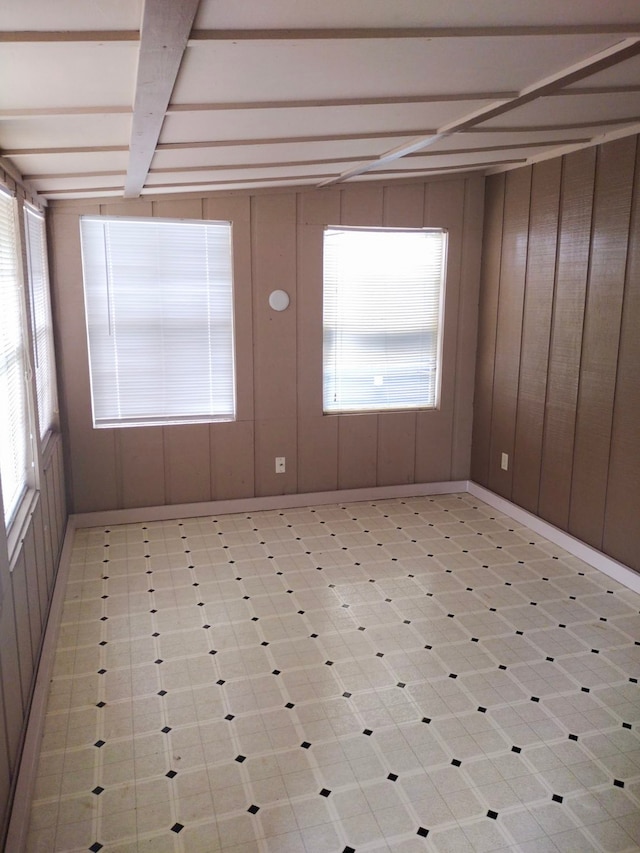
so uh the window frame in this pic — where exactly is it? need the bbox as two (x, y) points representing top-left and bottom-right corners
(322, 224), (448, 416)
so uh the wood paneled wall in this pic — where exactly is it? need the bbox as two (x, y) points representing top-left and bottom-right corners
(472, 135), (640, 573)
(0, 168), (68, 844)
(49, 176), (484, 515)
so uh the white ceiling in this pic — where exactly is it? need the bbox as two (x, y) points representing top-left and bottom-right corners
(1, 0), (639, 201)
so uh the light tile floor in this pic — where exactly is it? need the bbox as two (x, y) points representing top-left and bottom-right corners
(26, 493), (640, 852)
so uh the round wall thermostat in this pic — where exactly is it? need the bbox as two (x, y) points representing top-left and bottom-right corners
(269, 290), (290, 311)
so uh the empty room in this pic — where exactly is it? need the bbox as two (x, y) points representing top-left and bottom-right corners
(0, 2), (639, 851)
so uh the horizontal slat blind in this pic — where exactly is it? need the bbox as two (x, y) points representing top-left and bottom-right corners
(0, 188), (30, 525)
(24, 205), (57, 439)
(80, 216), (235, 428)
(323, 227), (447, 414)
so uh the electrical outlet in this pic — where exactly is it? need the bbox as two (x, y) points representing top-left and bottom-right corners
(275, 456), (286, 474)
(501, 452), (509, 471)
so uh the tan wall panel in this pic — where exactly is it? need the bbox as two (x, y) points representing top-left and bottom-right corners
(164, 424), (211, 505)
(10, 555), (34, 710)
(452, 174), (484, 479)
(512, 158), (561, 513)
(569, 137), (636, 549)
(377, 412), (416, 486)
(118, 428), (166, 509)
(297, 416), (339, 494)
(488, 167), (532, 497)
(210, 421), (255, 500)
(101, 200), (153, 218)
(604, 142), (640, 571)
(538, 148), (596, 529)
(20, 525), (42, 660)
(255, 418), (298, 497)
(340, 185), (384, 226)
(471, 174), (505, 485)
(0, 594), (24, 769)
(30, 501), (49, 626)
(152, 198), (202, 219)
(252, 194), (298, 422)
(338, 415), (378, 490)
(0, 713), (10, 834)
(383, 184), (424, 227)
(415, 411), (454, 482)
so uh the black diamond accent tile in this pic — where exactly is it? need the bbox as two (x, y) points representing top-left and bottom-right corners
(498, 665), (507, 671)
(154, 659), (163, 665)
(166, 770), (177, 778)
(424, 645), (432, 650)
(397, 682), (406, 688)
(89, 844), (103, 852)
(247, 804), (260, 814)
(531, 696), (540, 702)
(158, 690), (167, 696)
(376, 652), (384, 657)
(301, 741), (311, 749)
(320, 788), (331, 797)
(285, 702), (295, 709)
(552, 794), (563, 803)
(449, 673), (458, 679)
(203, 624), (211, 629)
(171, 823), (184, 833)
(511, 746), (521, 753)
(546, 657), (554, 662)
(325, 660), (334, 666)
(94, 740), (105, 748)
(568, 734), (578, 742)
(417, 827), (429, 838)
(235, 755), (246, 763)
(387, 773), (398, 781)
(161, 726), (171, 734)
(343, 847), (356, 853)
(471, 638), (479, 643)
(582, 687), (591, 693)
(363, 729), (373, 736)
(614, 779), (625, 788)
(261, 641), (269, 646)
(217, 679), (225, 685)
(92, 786), (104, 795)
(422, 717), (431, 724)
(623, 723), (632, 729)
(272, 669), (281, 675)
(310, 633), (318, 639)
(209, 649), (218, 655)
(152, 632), (160, 638)
(225, 714), (235, 721)
(487, 810), (499, 819)
(451, 759), (461, 767)
(96, 701), (106, 708)
(478, 707), (487, 713)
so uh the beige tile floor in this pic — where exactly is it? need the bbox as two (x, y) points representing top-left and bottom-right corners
(26, 493), (640, 852)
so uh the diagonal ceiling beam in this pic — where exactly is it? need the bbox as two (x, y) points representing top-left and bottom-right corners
(124, 0), (200, 198)
(318, 36), (640, 186)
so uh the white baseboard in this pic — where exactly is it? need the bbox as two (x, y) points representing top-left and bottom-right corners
(467, 481), (640, 595)
(71, 480), (469, 529)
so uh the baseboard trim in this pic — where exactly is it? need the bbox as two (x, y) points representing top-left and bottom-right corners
(71, 480), (469, 529)
(6, 518), (77, 853)
(467, 481), (640, 595)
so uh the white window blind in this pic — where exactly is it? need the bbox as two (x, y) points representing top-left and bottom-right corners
(323, 226), (447, 414)
(0, 188), (32, 526)
(24, 205), (57, 439)
(79, 216), (236, 428)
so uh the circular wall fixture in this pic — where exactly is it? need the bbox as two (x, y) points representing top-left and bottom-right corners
(269, 290), (290, 311)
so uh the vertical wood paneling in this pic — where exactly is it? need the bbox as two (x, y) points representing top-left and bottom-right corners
(377, 412), (416, 486)
(340, 185), (384, 225)
(452, 175), (484, 480)
(0, 709), (10, 834)
(471, 173), (505, 485)
(255, 418), (298, 497)
(297, 190), (341, 494)
(0, 594), (24, 770)
(118, 428), (166, 509)
(383, 183), (424, 226)
(538, 147), (596, 529)
(164, 424), (211, 505)
(10, 555), (34, 710)
(569, 137), (636, 549)
(21, 526), (42, 661)
(210, 421), (254, 500)
(30, 501), (49, 627)
(338, 415), (378, 490)
(488, 167), (532, 498)
(512, 158), (561, 513)
(604, 141), (640, 569)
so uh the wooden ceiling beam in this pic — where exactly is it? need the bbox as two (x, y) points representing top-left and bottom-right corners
(123, 0), (200, 198)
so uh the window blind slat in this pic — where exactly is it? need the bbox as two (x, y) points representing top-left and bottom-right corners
(80, 216), (235, 428)
(323, 227), (447, 413)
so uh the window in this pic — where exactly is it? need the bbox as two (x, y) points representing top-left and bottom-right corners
(323, 226), (447, 414)
(24, 204), (57, 439)
(0, 187), (35, 528)
(79, 216), (235, 428)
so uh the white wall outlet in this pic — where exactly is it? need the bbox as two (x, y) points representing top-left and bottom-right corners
(275, 456), (286, 473)
(500, 452), (509, 471)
